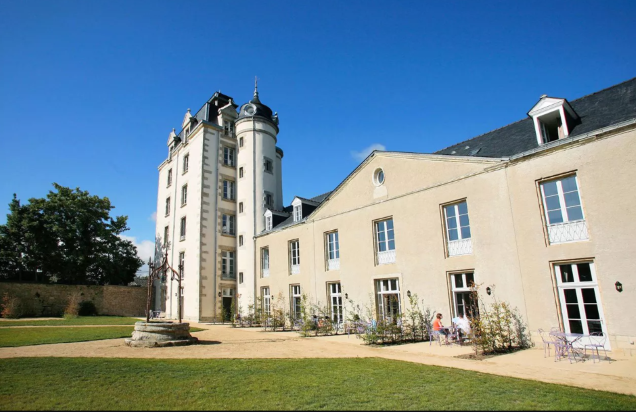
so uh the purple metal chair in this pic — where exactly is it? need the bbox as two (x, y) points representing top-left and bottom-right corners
(538, 328), (559, 358)
(584, 332), (610, 363)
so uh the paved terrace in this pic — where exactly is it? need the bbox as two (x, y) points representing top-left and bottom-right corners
(1, 322), (634, 396)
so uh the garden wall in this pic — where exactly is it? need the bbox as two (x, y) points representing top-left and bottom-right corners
(0, 282), (147, 317)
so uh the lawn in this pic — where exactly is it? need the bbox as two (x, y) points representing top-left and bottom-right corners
(0, 316), (141, 327)
(0, 325), (205, 347)
(0, 358), (634, 410)
(0, 327), (134, 347)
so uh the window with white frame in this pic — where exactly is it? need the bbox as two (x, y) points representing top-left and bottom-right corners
(183, 154), (189, 174)
(178, 252), (185, 279)
(180, 216), (186, 240)
(293, 205), (302, 222)
(326, 231), (340, 271)
(181, 184), (188, 206)
(167, 169), (172, 187)
(290, 285), (301, 319)
(223, 147), (236, 167)
(449, 272), (477, 318)
(375, 218), (396, 264)
(165, 197), (171, 216)
(222, 214), (235, 236)
(289, 240), (300, 275)
(264, 157), (273, 174)
(554, 262), (608, 347)
(376, 279), (400, 321)
(444, 201), (472, 256)
(262, 287), (271, 317)
(223, 180), (235, 200)
(328, 282), (343, 324)
(540, 175), (588, 244)
(221, 251), (235, 279)
(261, 247), (270, 277)
(265, 214), (272, 231)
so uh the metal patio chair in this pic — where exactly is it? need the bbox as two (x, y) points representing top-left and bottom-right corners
(538, 328), (559, 358)
(584, 332), (610, 363)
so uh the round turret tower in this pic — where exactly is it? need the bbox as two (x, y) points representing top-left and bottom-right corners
(235, 80), (282, 308)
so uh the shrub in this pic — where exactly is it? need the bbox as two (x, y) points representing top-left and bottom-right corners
(1, 293), (22, 319)
(468, 284), (533, 355)
(78, 300), (98, 316)
(63, 292), (82, 319)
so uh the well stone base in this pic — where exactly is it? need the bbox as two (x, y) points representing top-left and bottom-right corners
(124, 321), (198, 348)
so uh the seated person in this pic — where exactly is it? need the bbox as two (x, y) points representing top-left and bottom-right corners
(455, 313), (471, 341)
(432, 313), (449, 343)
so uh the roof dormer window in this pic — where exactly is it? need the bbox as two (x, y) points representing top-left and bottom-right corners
(292, 198), (303, 222)
(528, 95), (579, 146)
(264, 210), (273, 231)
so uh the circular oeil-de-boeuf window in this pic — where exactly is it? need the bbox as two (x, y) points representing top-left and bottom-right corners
(373, 168), (385, 186)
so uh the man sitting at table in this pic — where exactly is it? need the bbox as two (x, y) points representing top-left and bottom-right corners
(432, 313), (449, 343)
(455, 313), (471, 342)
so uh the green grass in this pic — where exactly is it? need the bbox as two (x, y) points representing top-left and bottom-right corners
(0, 327), (134, 347)
(0, 358), (634, 410)
(0, 316), (141, 327)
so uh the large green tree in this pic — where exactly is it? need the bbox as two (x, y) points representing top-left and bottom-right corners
(0, 184), (143, 285)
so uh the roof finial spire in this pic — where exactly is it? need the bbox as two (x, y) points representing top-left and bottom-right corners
(254, 76), (259, 99)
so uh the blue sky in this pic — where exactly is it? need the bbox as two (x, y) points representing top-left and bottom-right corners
(1, 0), (634, 266)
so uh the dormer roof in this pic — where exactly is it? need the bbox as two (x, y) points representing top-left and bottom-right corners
(527, 95), (579, 120)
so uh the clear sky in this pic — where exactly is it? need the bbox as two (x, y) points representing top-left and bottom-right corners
(1, 0), (634, 268)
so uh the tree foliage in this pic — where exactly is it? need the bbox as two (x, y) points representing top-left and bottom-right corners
(0, 183), (143, 285)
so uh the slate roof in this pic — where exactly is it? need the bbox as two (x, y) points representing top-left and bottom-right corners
(435, 77), (636, 158)
(265, 192), (333, 232)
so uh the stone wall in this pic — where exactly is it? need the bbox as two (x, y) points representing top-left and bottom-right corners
(0, 282), (148, 317)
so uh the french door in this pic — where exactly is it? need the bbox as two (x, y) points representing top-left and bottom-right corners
(554, 262), (610, 349)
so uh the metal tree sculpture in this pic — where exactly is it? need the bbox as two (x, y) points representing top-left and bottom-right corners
(145, 245), (184, 323)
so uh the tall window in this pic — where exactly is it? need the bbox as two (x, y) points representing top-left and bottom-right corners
(554, 262), (607, 347)
(264, 157), (273, 174)
(163, 226), (169, 245)
(265, 215), (272, 231)
(222, 251), (235, 279)
(239, 235), (243, 246)
(222, 214), (235, 235)
(165, 197), (171, 216)
(223, 147), (236, 167)
(375, 218), (395, 264)
(262, 287), (271, 317)
(376, 279), (400, 321)
(293, 205), (302, 222)
(239, 167), (244, 178)
(289, 240), (300, 275)
(444, 201), (472, 256)
(328, 282), (343, 324)
(223, 180), (235, 200)
(261, 247), (270, 277)
(540, 175), (588, 244)
(178, 252), (185, 279)
(239, 272), (243, 284)
(291, 285), (301, 319)
(265, 193), (273, 208)
(181, 184), (188, 206)
(239, 136), (244, 147)
(167, 169), (172, 187)
(449, 272), (477, 318)
(183, 154), (189, 174)
(180, 216), (186, 240)
(326, 231), (340, 271)
(239, 202), (244, 213)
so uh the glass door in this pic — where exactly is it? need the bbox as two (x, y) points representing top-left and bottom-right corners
(554, 262), (610, 349)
